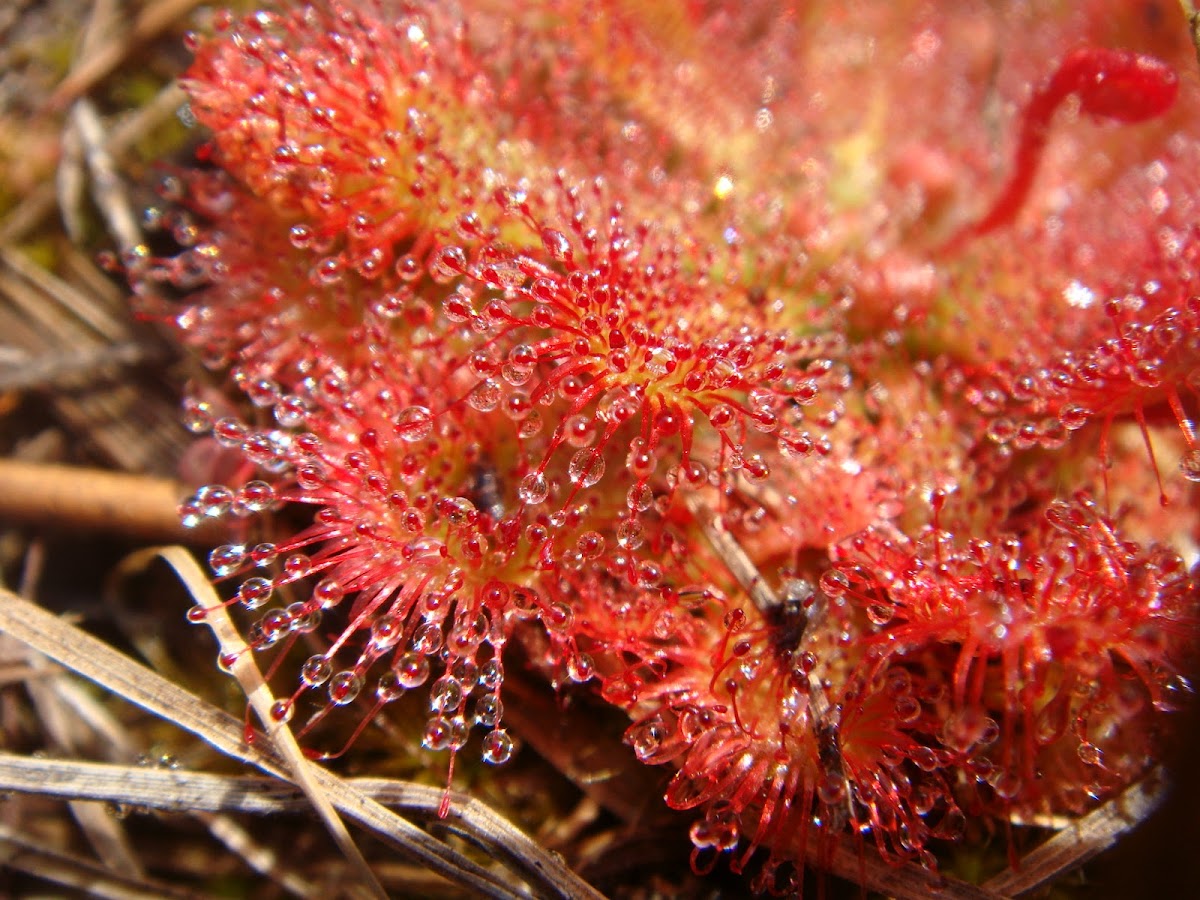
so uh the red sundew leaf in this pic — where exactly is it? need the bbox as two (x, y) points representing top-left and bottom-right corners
(183, 3), (540, 271)
(968, 297), (1200, 468)
(440, 191), (851, 510)
(570, 541), (955, 884)
(134, 170), (434, 389)
(829, 493), (1200, 814)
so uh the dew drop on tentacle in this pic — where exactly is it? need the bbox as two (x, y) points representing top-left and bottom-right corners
(518, 471), (550, 504)
(209, 543), (247, 576)
(328, 671), (363, 705)
(568, 448), (606, 487)
(301, 655), (333, 686)
(396, 651), (431, 688)
(237, 576), (274, 610)
(1077, 741), (1103, 766)
(468, 379), (502, 412)
(540, 228), (573, 262)
(470, 656), (501, 692)
(430, 245), (467, 283)
(423, 717), (453, 751)
(429, 676), (464, 714)
(481, 728), (514, 764)
(376, 670), (406, 702)
(269, 699), (294, 723)
(395, 405), (434, 441)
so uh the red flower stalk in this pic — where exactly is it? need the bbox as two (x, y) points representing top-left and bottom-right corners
(947, 47), (1179, 249)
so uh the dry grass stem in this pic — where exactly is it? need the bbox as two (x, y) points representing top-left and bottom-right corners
(0, 564), (607, 900)
(822, 833), (1007, 900)
(20, 539), (146, 879)
(57, 112), (87, 243)
(163, 546), (392, 900)
(192, 811), (319, 898)
(0, 247), (189, 474)
(982, 773), (1165, 896)
(0, 751), (607, 893)
(0, 81), (186, 245)
(71, 98), (143, 256)
(682, 492), (781, 612)
(0, 341), (153, 392)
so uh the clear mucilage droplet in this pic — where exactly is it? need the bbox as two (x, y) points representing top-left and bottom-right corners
(568, 448), (606, 487)
(328, 671), (363, 705)
(301, 655), (333, 686)
(518, 471), (549, 504)
(209, 544), (246, 577)
(481, 729), (514, 764)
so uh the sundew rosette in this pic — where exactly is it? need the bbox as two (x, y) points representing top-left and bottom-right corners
(153, 0), (1200, 892)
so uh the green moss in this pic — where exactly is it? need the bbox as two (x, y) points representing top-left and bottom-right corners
(38, 31), (80, 81)
(19, 237), (59, 271)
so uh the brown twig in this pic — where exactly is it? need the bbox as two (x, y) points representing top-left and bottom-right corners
(0, 458), (222, 543)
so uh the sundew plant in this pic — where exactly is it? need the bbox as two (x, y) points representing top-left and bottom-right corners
(131, 0), (1200, 892)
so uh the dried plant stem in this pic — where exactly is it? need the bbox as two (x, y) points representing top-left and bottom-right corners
(0, 82), (186, 245)
(17, 540), (147, 880)
(821, 833), (1005, 900)
(0, 341), (152, 392)
(155, 546), (389, 900)
(0, 458), (219, 543)
(982, 773), (1165, 896)
(682, 493), (782, 613)
(0, 248), (189, 474)
(71, 98), (144, 256)
(0, 579), (600, 900)
(194, 811), (318, 898)
(683, 493), (837, 723)
(0, 752), (599, 895)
